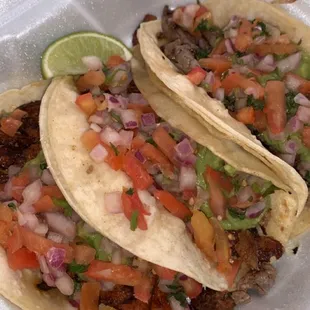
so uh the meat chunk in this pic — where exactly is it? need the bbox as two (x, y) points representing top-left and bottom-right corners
(0, 101), (41, 184)
(150, 286), (171, 310)
(100, 285), (134, 308)
(132, 14), (157, 46)
(238, 263), (277, 295)
(234, 230), (283, 269)
(231, 290), (251, 305)
(191, 288), (236, 310)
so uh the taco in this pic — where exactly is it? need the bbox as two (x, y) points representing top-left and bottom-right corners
(137, 0), (310, 236)
(36, 40), (307, 308)
(0, 81), (201, 310)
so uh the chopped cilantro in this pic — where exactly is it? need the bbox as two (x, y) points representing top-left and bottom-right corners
(257, 22), (269, 37)
(40, 162), (48, 170)
(126, 188), (134, 196)
(304, 171), (310, 186)
(195, 19), (222, 34)
(228, 207), (246, 220)
(286, 91), (298, 119)
(247, 95), (265, 110)
(169, 130), (183, 142)
(167, 279), (187, 307)
(52, 198), (73, 217)
(7, 202), (16, 210)
(223, 95), (236, 112)
(200, 203), (213, 218)
(130, 210), (139, 231)
(68, 261), (89, 273)
(110, 111), (122, 123)
(257, 70), (281, 86)
(73, 280), (82, 293)
(110, 143), (119, 156)
(236, 51), (246, 58)
(231, 55), (244, 65)
(146, 137), (157, 146)
(96, 249), (112, 261)
(231, 177), (242, 193)
(261, 181), (278, 197)
(195, 48), (211, 60)
(251, 182), (261, 194)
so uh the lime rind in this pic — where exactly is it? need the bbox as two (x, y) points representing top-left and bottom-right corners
(41, 31), (132, 79)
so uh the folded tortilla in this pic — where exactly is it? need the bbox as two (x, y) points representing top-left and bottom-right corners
(0, 80), (76, 310)
(137, 0), (308, 239)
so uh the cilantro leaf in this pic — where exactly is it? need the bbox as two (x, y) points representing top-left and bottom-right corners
(130, 210), (139, 231)
(223, 95), (236, 112)
(257, 22), (269, 37)
(110, 143), (119, 156)
(8, 202), (16, 210)
(68, 261), (89, 273)
(110, 111), (122, 123)
(40, 162), (48, 170)
(52, 198), (73, 217)
(126, 188), (134, 196)
(146, 137), (157, 146)
(286, 91), (298, 119)
(195, 48), (211, 60)
(228, 207), (246, 220)
(247, 95), (265, 110)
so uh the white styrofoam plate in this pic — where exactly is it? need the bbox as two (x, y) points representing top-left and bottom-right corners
(1, 0), (310, 309)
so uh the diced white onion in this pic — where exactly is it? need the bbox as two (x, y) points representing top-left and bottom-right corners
(55, 274), (75, 296)
(104, 192), (123, 214)
(179, 166), (197, 191)
(45, 213), (76, 240)
(90, 144), (108, 163)
(100, 126), (122, 146)
(82, 56), (103, 71)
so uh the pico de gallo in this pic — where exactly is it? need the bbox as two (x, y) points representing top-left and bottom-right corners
(75, 52), (284, 307)
(0, 105), (206, 310)
(158, 3), (310, 186)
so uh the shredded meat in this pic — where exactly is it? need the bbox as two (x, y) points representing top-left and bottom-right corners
(0, 101), (41, 184)
(100, 285), (134, 308)
(191, 288), (236, 310)
(238, 263), (277, 295)
(132, 14), (157, 46)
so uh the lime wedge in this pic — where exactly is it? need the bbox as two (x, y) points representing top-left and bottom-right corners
(41, 31), (132, 79)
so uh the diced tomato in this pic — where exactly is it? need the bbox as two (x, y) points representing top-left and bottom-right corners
(139, 143), (174, 178)
(251, 43), (298, 56)
(0, 205), (13, 223)
(210, 39), (226, 56)
(103, 143), (125, 171)
(193, 11), (212, 32)
(107, 55), (125, 68)
(195, 5), (209, 18)
(41, 185), (64, 199)
(127, 104), (154, 114)
(199, 58), (232, 75)
(154, 190), (192, 220)
(0, 117), (22, 137)
(81, 130), (101, 151)
(10, 109), (27, 121)
(204, 168), (227, 218)
(209, 218), (231, 274)
(302, 126), (310, 148)
(131, 135), (146, 150)
(235, 106), (255, 125)
(134, 277), (153, 303)
(226, 260), (241, 288)
(73, 244), (96, 265)
(19, 226), (74, 262)
(253, 110), (267, 132)
(235, 19), (253, 52)
(75, 93), (97, 117)
(7, 247), (39, 271)
(264, 80), (286, 134)
(84, 261), (144, 286)
(212, 75), (222, 96)
(6, 225), (22, 254)
(191, 211), (216, 261)
(152, 126), (177, 164)
(11, 170), (31, 202)
(76, 71), (106, 92)
(284, 73), (310, 95)
(182, 189), (197, 201)
(205, 167), (233, 193)
(122, 152), (153, 190)
(153, 265), (177, 280)
(221, 72), (264, 99)
(33, 195), (57, 213)
(179, 277), (203, 299)
(187, 67), (207, 85)
(299, 79), (310, 95)
(80, 282), (101, 310)
(121, 191), (148, 231)
(0, 221), (10, 247)
(131, 191), (151, 216)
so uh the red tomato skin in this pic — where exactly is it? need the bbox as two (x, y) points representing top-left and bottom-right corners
(84, 261), (144, 286)
(0, 117), (22, 137)
(302, 126), (310, 148)
(179, 277), (203, 299)
(122, 152), (153, 190)
(153, 265), (177, 280)
(187, 67), (207, 85)
(75, 93), (97, 117)
(7, 247), (39, 271)
(7, 225), (23, 254)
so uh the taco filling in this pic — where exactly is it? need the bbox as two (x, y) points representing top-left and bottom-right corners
(157, 4), (310, 186)
(75, 52), (284, 308)
(0, 103), (207, 310)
